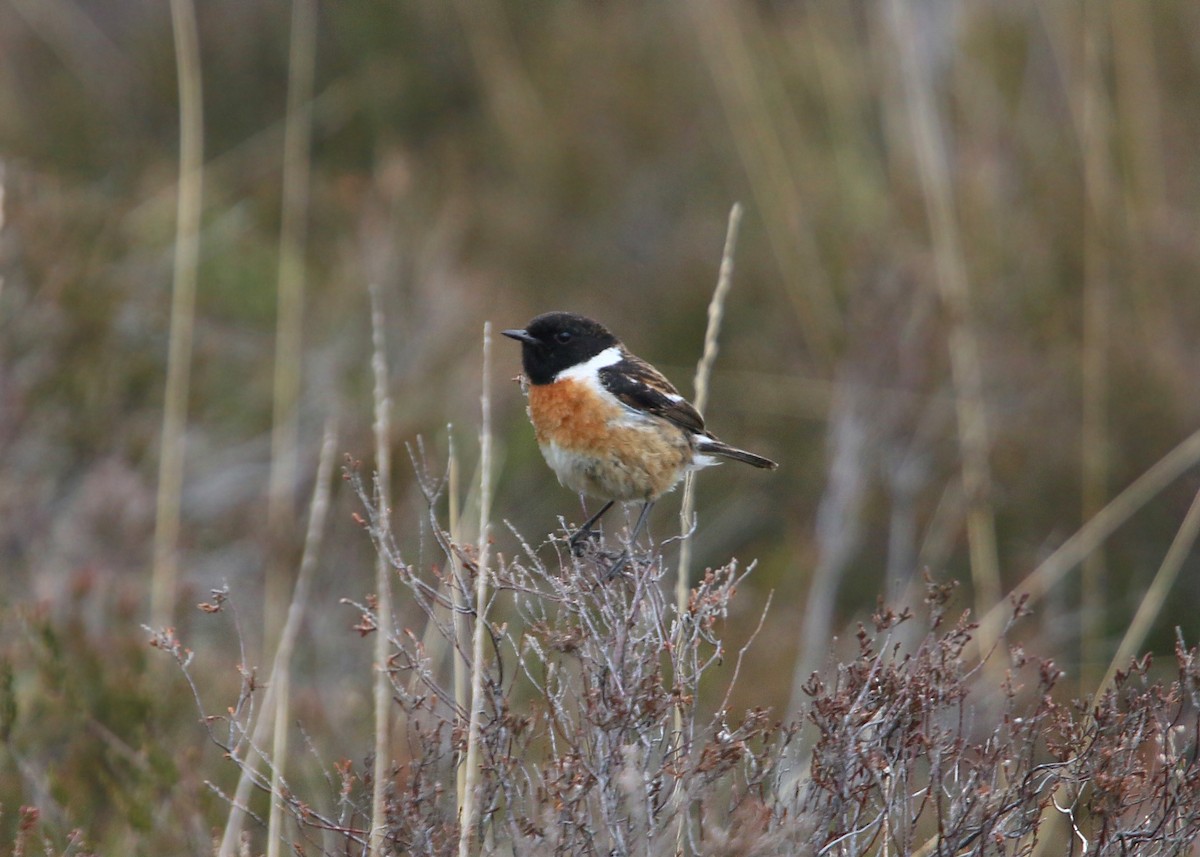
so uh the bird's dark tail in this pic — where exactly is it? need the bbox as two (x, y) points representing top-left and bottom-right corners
(696, 438), (778, 470)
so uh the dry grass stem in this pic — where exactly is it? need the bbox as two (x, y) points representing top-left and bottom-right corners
(886, 0), (1001, 640)
(447, 430), (470, 813)
(267, 420), (338, 857)
(1094, 484), (1200, 705)
(448, 0), (553, 172)
(150, 0), (204, 629)
(676, 201), (743, 618)
(0, 162), (6, 305)
(215, 423), (337, 857)
(1079, 2), (1114, 695)
(368, 283), (394, 857)
(1111, 0), (1166, 313)
(265, 0), (318, 654)
(977, 426), (1200, 656)
(686, 1), (836, 360)
(673, 200), (743, 855)
(458, 323), (494, 856)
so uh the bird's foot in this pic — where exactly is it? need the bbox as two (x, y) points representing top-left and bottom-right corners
(604, 550), (633, 580)
(567, 525), (602, 558)
(603, 547), (656, 580)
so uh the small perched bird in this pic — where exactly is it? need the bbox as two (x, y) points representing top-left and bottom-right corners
(503, 311), (777, 574)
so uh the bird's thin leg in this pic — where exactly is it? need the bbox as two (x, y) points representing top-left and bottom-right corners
(606, 500), (655, 580)
(628, 500), (654, 544)
(568, 499), (615, 556)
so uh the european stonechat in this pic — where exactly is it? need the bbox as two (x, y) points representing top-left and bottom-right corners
(503, 311), (777, 575)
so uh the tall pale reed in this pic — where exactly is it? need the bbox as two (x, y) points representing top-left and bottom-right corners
(151, 0), (203, 630)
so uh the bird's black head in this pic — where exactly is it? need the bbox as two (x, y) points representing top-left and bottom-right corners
(502, 312), (620, 385)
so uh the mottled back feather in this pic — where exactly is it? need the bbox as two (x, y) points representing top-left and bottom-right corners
(599, 353), (708, 436)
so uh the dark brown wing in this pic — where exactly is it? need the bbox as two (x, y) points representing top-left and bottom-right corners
(599, 352), (706, 435)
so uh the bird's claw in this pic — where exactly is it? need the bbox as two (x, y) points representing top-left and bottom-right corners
(605, 551), (631, 580)
(568, 526), (602, 558)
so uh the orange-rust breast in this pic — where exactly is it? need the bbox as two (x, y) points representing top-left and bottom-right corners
(526, 379), (618, 452)
(525, 378), (697, 501)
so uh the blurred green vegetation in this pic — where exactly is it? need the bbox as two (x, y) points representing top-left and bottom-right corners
(2, 0), (1200, 851)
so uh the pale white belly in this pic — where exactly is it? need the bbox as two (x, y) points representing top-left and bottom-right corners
(540, 432), (715, 502)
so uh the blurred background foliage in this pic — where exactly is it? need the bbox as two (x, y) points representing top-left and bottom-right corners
(2, 0), (1200, 851)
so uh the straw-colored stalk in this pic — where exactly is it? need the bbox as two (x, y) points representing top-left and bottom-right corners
(1079, 1), (1115, 696)
(885, 0), (1002, 643)
(368, 283), (394, 857)
(1111, 0), (1165, 316)
(1093, 485), (1200, 707)
(0, 162), (6, 304)
(266, 0), (317, 654)
(266, 421), (338, 857)
(217, 422), (337, 857)
(150, 0), (203, 629)
(448, 0), (551, 173)
(458, 323), (494, 857)
(1022, 11), (1140, 849)
(405, 429), (472, 807)
(974, 426), (1200, 657)
(674, 200), (743, 856)
(685, 1), (836, 361)
(447, 432), (470, 813)
(677, 203), (744, 615)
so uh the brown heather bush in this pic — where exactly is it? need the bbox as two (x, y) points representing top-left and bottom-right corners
(799, 587), (1200, 856)
(144, 457), (1200, 857)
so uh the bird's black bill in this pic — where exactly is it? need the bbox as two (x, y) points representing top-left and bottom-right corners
(502, 328), (538, 345)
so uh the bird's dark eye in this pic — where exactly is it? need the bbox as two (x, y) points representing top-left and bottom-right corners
(555, 330), (573, 344)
